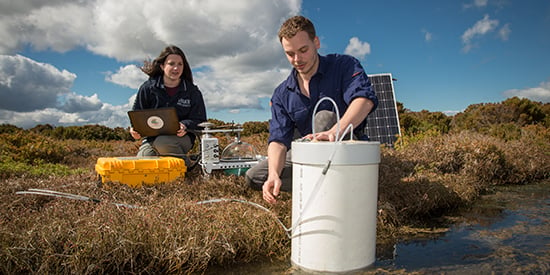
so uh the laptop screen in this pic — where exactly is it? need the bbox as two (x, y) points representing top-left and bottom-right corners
(128, 107), (180, 137)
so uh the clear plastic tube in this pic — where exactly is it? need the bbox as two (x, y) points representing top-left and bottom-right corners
(290, 97), (347, 238)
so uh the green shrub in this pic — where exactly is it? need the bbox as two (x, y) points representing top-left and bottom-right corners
(242, 121), (269, 136)
(0, 156), (85, 178)
(0, 124), (23, 134)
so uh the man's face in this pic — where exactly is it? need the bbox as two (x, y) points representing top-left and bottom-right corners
(281, 30), (320, 78)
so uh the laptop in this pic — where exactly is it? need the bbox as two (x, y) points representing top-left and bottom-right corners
(128, 107), (180, 137)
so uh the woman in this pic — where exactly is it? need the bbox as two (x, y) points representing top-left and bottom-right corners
(130, 45), (207, 162)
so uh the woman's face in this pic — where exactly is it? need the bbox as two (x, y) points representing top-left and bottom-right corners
(160, 54), (184, 83)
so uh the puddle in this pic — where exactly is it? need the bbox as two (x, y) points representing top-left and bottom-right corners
(377, 180), (550, 274)
(207, 180), (550, 274)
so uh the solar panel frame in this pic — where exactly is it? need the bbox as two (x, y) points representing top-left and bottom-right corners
(364, 73), (401, 147)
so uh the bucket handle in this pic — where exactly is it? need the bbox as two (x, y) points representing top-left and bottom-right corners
(312, 97), (341, 141)
(311, 97), (354, 141)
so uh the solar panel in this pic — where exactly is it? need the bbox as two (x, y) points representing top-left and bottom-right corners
(364, 73), (401, 147)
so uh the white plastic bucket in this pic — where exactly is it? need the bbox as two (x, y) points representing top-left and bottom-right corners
(291, 140), (380, 273)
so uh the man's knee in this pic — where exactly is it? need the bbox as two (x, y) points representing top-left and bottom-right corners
(245, 172), (263, 191)
(245, 158), (268, 190)
(314, 110), (337, 132)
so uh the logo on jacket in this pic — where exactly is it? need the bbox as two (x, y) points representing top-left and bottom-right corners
(177, 99), (191, 107)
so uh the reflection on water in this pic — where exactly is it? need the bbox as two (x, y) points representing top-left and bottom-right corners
(206, 181), (549, 274)
(377, 180), (550, 274)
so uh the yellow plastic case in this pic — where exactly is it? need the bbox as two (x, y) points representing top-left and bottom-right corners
(95, 156), (186, 187)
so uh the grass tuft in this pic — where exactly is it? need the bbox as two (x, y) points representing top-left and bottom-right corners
(0, 127), (548, 273)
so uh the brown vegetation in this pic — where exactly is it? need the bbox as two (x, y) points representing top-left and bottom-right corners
(0, 97), (548, 273)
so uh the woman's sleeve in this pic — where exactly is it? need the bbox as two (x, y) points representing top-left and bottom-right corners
(181, 86), (207, 129)
(132, 83), (149, 111)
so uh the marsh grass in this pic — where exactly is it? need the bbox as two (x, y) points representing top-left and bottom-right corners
(1, 128), (548, 274)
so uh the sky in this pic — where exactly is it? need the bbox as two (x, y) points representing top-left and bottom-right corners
(0, 0), (549, 129)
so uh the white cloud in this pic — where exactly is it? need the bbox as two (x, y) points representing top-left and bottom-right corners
(475, 0), (489, 7)
(0, 108), (66, 129)
(461, 14), (499, 52)
(0, 53), (135, 128)
(0, 2), (92, 53)
(106, 65), (148, 89)
(503, 81), (550, 103)
(0, 0), (302, 128)
(422, 29), (433, 42)
(58, 93), (104, 113)
(0, 99), (132, 129)
(0, 53), (136, 128)
(442, 110), (461, 116)
(0, 0), (69, 16)
(196, 66), (289, 111)
(344, 37), (371, 60)
(463, 0), (489, 9)
(84, 0), (299, 64)
(0, 54), (75, 112)
(498, 23), (511, 41)
(0, 0), (300, 72)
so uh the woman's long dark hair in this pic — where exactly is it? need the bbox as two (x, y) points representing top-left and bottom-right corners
(141, 45), (194, 83)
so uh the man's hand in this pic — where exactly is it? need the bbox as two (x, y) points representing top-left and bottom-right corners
(303, 98), (375, 142)
(262, 176), (283, 204)
(304, 130), (337, 142)
(262, 141), (287, 204)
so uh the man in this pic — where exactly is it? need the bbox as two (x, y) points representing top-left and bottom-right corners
(245, 16), (378, 203)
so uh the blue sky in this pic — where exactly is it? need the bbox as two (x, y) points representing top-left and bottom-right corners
(1, 0), (549, 129)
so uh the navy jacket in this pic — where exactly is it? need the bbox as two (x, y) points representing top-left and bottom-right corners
(132, 76), (207, 144)
(269, 54), (378, 149)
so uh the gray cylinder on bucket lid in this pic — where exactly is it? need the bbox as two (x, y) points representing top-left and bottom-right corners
(291, 140), (380, 273)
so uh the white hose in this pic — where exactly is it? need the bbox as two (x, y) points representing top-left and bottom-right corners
(339, 123), (354, 142)
(311, 97), (341, 141)
(199, 97), (352, 239)
(197, 198), (293, 238)
(16, 97), (352, 239)
(16, 188), (141, 209)
(289, 97), (348, 238)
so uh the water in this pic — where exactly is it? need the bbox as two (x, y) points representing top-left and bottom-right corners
(207, 180), (550, 274)
(387, 180), (550, 274)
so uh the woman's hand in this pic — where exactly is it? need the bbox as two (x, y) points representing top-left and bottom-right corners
(176, 123), (187, 137)
(130, 127), (141, 140)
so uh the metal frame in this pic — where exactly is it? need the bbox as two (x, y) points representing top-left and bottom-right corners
(195, 122), (260, 175)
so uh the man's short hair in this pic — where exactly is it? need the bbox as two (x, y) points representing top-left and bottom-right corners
(278, 15), (316, 42)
